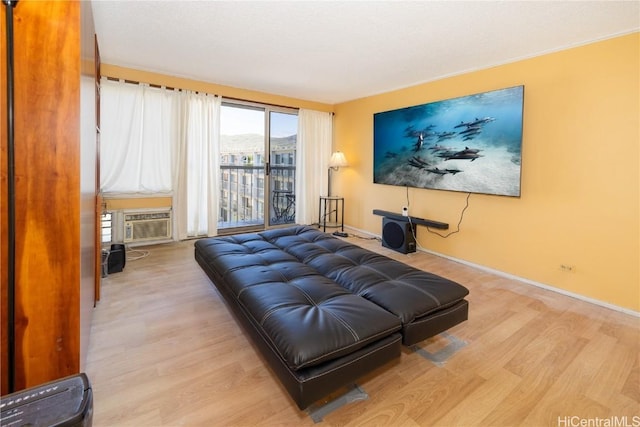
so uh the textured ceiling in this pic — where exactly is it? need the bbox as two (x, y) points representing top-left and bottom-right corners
(91, 1), (639, 104)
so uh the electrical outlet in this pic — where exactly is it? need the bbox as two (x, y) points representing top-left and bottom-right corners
(560, 264), (575, 272)
(402, 206), (408, 217)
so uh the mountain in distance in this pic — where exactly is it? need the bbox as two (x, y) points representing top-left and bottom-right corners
(221, 133), (296, 154)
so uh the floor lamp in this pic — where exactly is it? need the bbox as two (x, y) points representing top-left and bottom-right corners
(327, 151), (348, 197)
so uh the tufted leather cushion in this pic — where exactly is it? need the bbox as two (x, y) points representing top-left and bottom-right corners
(194, 235), (401, 371)
(259, 226), (470, 327)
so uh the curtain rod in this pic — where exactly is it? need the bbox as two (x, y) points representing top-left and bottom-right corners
(103, 76), (301, 111)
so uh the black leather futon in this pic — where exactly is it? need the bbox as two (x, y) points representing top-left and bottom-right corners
(194, 225), (469, 409)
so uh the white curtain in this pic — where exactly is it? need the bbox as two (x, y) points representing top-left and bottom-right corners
(101, 79), (221, 240)
(102, 81), (334, 237)
(296, 109), (333, 225)
(100, 79), (177, 193)
(173, 92), (221, 239)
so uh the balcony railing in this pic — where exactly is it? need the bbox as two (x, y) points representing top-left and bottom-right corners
(219, 164), (296, 229)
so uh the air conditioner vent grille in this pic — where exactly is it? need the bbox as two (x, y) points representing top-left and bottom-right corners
(124, 212), (171, 222)
(124, 210), (172, 243)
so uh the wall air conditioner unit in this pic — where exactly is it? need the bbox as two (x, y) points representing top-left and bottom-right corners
(123, 209), (172, 244)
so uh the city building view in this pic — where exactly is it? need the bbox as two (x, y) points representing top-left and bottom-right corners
(219, 131), (297, 230)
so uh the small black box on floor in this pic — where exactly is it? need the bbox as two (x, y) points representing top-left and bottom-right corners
(1, 373), (93, 427)
(382, 217), (416, 254)
(107, 243), (126, 274)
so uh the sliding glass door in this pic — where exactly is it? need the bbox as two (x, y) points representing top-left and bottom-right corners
(218, 102), (297, 233)
(268, 111), (297, 226)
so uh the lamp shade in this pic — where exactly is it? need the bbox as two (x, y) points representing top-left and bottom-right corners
(329, 151), (348, 168)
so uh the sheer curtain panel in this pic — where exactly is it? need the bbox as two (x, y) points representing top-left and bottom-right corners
(173, 92), (221, 238)
(296, 109), (333, 225)
(100, 79), (176, 193)
(101, 79), (222, 240)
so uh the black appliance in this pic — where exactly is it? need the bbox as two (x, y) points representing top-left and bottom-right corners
(1, 373), (93, 427)
(381, 217), (416, 254)
(107, 243), (126, 274)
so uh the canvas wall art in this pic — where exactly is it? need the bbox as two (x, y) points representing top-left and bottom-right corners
(373, 85), (525, 197)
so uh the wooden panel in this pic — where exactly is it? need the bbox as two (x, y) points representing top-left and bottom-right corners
(1, 1), (10, 396)
(95, 192), (102, 303)
(13, 1), (82, 389)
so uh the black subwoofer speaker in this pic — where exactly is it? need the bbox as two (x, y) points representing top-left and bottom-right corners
(107, 243), (126, 274)
(381, 218), (416, 254)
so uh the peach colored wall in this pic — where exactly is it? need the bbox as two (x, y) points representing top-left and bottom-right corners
(333, 33), (639, 312)
(104, 197), (172, 211)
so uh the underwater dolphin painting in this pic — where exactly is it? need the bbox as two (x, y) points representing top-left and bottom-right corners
(373, 85), (524, 197)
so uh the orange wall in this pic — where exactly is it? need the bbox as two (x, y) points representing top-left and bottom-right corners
(333, 33), (639, 312)
(103, 197), (172, 211)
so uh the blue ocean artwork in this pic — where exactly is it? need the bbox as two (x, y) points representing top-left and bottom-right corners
(373, 86), (524, 197)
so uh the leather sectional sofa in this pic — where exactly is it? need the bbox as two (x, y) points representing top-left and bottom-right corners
(194, 225), (469, 409)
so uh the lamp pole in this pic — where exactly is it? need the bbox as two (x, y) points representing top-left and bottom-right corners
(327, 167), (334, 197)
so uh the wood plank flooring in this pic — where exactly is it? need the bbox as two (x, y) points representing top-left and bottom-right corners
(85, 232), (639, 426)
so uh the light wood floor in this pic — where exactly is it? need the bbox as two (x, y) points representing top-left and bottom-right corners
(86, 232), (639, 426)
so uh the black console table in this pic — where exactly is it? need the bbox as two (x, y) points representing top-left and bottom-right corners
(320, 196), (345, 232)
(373, 209), (449, 230)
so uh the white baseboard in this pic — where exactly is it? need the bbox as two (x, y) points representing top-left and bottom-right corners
(344, 225), (640, 318)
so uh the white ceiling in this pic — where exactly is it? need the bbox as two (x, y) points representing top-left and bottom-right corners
(92, 1), (639, 105)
